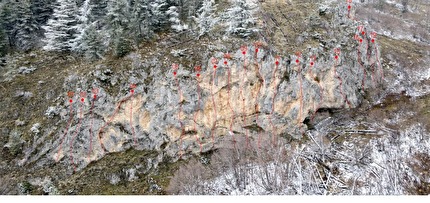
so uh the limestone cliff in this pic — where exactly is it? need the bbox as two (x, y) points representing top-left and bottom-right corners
(48, 5), (382, 172)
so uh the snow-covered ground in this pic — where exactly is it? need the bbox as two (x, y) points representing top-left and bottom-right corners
(171, 120), (430, 195)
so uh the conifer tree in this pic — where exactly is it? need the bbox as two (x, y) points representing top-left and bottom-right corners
(30, 0), (55, 29)
(223, 0), (258, 38)
(106, 0), (130, 32)
(131, 0), (151, 43)
(0, 24), (8, 57)
(42, 0), (79, 52)
(106, 0), (132, 57)
(81, 23), (105, 59)
(149, 0), (168, 31)
(88, 0), (108, 27)
(112, 27), (131, 57)
(182, 0), (201, 18)
(72, 0), (91, 53)
(193, 0), (217, 38)
(73, 0), (106, 59)
(167, 6), (188, 33)
(0, 1), (19, 48)
(16, 0), (39, 51)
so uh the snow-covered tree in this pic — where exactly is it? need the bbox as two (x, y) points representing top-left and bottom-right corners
(112, 27), (131, 57)
(77, 0), (92, 26)
(71, 0), (91, 53)
(30, 0), (55, 48)
(88, 0), (108, 27)
(131, 0), (151, 43)
(71, 0), (105, 59)
(106, 0), (130, 32)
(30, 0), (55, 29)
(0, 1), (19, 48)
(15, 0), (39, 51)
(42, 0), (79, 52)
(149, 0), (168, 31)
(167, 6), (188, 33)
(106, 0), (132, 56)
(0, 24), (7, 57)
(182, 0), (202, 18)
(0, 0), (53, 51)
(193, 0), (218, 38)
(80, 23), (105, 59)
(223, 0), (258, 38)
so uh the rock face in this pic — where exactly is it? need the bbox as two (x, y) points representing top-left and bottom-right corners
(42, 5), (382, 172)
(1, 0), (429, 195)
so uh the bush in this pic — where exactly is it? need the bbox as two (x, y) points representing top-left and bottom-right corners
(167, 159), (211, 195)
(167, 136), (294, 195)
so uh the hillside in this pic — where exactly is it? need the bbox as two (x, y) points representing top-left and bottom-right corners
(0, 0), (429, 195)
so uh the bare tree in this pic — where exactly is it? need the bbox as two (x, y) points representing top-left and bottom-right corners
(167, 158), (210, 195)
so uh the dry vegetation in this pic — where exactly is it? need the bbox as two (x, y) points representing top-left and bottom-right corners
(258, 0), (322, 55)
(1, 0), (429, 195)
(355, 0), (430, 43)
(168, 90), (430, 195)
